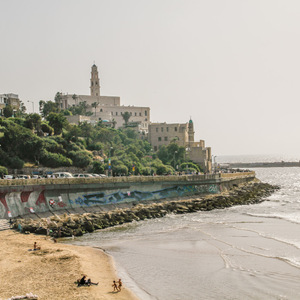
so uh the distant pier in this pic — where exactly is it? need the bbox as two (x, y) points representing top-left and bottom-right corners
(226, 161), (300, 168)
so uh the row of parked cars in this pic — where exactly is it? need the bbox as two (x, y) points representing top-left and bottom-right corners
(2, 172), (107, 179)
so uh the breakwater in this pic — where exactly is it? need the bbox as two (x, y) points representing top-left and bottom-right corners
(227, 161), (300, 168)
(0, 172), (255, 219)
(12, 180), (279, 237)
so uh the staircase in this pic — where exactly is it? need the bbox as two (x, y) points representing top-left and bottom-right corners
(0, 219), (10, 231)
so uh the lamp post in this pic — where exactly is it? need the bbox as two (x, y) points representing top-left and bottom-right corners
(149, 149), (153, 176)
(174, 151), (178, 171)
(108, 147), (113, 176)
(27, 100), (34, 113)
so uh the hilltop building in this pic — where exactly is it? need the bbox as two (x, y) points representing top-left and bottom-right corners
(0, 93), (21, 116)
(148, 119), (212, 173)
(57, 64), (150, 133)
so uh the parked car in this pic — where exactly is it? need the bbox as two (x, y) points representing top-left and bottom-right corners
(17, 175), (31, 179)
(52, 172), (73, 178)
(3, 175), (14, 179)
(99, 174), (107, 178)
(73, 173), (94, 178)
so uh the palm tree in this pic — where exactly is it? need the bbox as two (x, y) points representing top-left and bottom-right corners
(122, 111), (131, 126)
(91, 102), (99, 116)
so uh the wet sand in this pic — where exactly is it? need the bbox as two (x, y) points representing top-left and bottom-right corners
(0, 230), (139, 300)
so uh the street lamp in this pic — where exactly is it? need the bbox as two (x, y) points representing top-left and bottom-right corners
(27, 100), (34, 113)
(174, 151), (178, 170)
(108, 147), (113, 176)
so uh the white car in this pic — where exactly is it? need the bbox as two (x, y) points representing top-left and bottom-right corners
(52, 172), (73, 178)
(3, 175), (14, 179)
(73, 173), (94, 178)
(17, 175), (31, 179)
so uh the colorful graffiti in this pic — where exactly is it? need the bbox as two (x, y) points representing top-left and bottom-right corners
(0, 183), (220, 218)
(69, 184), (220, 207)
(0, 190), (48, 218)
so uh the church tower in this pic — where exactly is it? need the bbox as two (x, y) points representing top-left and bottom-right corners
(90, 64), (100, 97)
(188, 118), (195, 143)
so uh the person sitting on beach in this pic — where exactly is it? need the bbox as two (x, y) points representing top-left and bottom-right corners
(87, 278), (99, 286)
(112, 280), (118, 292)
(77, 275), (87, 286)
(118, 278), (122, 291)
(33, 242), (41, 250)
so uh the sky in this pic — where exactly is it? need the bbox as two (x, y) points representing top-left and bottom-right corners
(1, 0), (300, 157)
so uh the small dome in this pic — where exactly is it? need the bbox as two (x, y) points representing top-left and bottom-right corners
(189, 119), (193, 124)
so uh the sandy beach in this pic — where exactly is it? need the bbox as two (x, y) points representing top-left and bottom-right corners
(0, 230), (139, 300)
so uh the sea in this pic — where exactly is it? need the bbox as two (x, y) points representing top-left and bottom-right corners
(66, 155), (300, 300)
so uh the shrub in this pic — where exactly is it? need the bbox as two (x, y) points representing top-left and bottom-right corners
(40, 150), (72, 167)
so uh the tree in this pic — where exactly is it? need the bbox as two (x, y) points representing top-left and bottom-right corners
(39, 100), (60, 118)
(0, 166), (8, 177)
(122, 111), (131, 126)
(25, 113), (42, 133)
(54, 92), (63, 103)
(3, 105), (13, 118)
(46, 113), (68, 135)
(91, 102), (99, 116)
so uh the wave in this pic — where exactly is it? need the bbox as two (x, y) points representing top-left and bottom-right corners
(245, 212), (300, 225)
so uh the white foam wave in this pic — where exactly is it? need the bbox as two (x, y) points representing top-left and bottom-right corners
(245, 212), (300, 225)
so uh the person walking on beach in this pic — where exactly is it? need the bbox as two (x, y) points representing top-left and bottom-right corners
(112, 280), (118, 292)
(118, 279), (122, 291)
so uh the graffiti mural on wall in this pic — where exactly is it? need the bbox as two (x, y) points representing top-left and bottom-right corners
(0, 183), (220, 218)
(69, 184), (219, 207)
(0, 190), (48, 218)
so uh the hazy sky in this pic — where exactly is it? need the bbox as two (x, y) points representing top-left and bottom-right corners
(1, 0), (300, 156)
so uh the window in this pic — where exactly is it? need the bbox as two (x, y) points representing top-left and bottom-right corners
(154, 146), (157, 151)
(135, 112), (137, 116)
(156, 128), (158, 132)
(116, 112), (118, 116)
(175, 127), (178, 132)
(167, 127), (169, 132)
(96, 82), (98, 85)
(145, 110), (147, 116)
(111, 112), (113, 115)
(164, 137), (168, 141)
(91, 82), (93, 86)
(158, 137), (162, 141)
(145, 118), (147, 121)
(139, 112), (141, 116)
(130, 112), (132, 115)
(161, 127), (163, 132)
(100, 109), (103, 112)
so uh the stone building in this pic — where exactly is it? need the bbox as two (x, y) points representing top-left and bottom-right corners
(57, 64), (150, 133)
(148, 119), (212, 173)
(0, 93), (21, 116)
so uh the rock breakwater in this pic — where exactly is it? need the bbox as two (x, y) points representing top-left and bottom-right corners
(13, 181), (279, 238)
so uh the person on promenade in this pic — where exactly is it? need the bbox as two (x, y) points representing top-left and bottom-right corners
(118, 279), (122, 291)
(112, 280), (118, 292)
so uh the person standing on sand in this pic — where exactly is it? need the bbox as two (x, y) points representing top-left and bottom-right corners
(112, 280), (118, 292)
(118, 279), (122, 291)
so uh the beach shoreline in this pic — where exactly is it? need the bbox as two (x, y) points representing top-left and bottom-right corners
(0, 230), (139, 300)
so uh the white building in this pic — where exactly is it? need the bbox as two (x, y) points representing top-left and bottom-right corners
(57, 65), (150, 133)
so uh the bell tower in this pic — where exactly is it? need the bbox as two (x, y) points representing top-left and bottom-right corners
(90, 64), (100, 97)
(188, 118), (194, 143)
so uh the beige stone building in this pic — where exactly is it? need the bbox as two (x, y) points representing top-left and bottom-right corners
(148, 120), (212, 172)
(0, 93), (21, 116)
(58, 65), (150, 133)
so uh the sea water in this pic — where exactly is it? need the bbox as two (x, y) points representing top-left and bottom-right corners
(67, 167), (300, 300)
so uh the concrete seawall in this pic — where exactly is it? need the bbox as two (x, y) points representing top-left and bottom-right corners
(0, 172), (255, 219)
